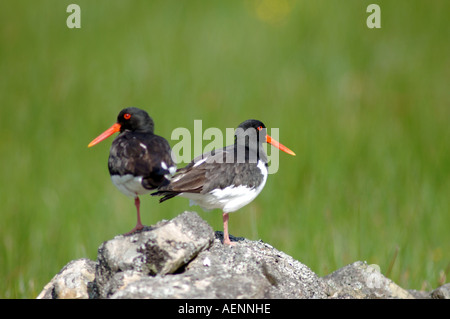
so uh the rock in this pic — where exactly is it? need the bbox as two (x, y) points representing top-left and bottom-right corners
(37, 258), (96, 299)
(111, 233), (327, 299)
(37, 211), (450, 299)
(93, 211), (215, 298)
(407, 289), (431, 299)
(431, 283), (450, 299)
(407, 283), (450, 299)
(322, 261), (415, 299)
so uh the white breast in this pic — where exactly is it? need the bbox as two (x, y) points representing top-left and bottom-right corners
(111, 174), (150, 198)
(180, 160), (268, 213)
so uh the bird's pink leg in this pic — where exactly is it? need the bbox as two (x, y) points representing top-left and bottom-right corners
(124, 196), (145, 235)
(222, 212), (236, 246)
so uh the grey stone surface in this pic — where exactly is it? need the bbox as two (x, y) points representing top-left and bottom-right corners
(111, 233), (327, 299)
(93, 211), (215, 298)
(322, 261), (415, 299)
(37, 211), (449, 299)
(431, 283), (450, 299)
(37, 258), (96, 299)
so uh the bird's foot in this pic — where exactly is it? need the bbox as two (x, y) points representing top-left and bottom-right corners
(223, 238), (237, 246)
(123, 223), (145, 236)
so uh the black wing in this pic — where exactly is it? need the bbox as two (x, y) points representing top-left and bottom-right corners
(152, 145), (265, 202)
(109, 132), (175, 190)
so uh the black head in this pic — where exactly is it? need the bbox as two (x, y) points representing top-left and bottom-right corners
(234, 119), (267, 146)
(117, 107), (154, 133)
(88, 107), (156, 148)
(233, 119), (296, 157)
(236, 119), (266, 132)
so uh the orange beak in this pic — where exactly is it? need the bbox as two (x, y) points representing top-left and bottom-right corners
(266, 135), (296, 156)
(88, 123), (121, 147)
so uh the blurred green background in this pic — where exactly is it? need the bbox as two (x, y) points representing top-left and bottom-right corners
(1, 0), (449, 298)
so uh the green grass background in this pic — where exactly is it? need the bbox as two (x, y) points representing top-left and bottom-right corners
(1, 0), (449, 298)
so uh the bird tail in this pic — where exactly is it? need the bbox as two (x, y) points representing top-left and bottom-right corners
(151, 190), (180, 203)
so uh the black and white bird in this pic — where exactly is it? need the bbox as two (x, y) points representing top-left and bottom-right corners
(152, 119), (295, 245)
(88, 107), (176, 235)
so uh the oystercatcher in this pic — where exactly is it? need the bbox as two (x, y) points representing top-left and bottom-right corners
(152, 119), (295, 245)
(88, 107), (176, 235)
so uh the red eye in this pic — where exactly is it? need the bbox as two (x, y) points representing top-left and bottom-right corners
(124, 113), (131, 120)
(257, 126), (263, 131)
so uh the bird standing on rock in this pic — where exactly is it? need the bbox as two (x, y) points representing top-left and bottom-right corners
(88, 107), (176, 235)
(152, 119), (295, 245)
